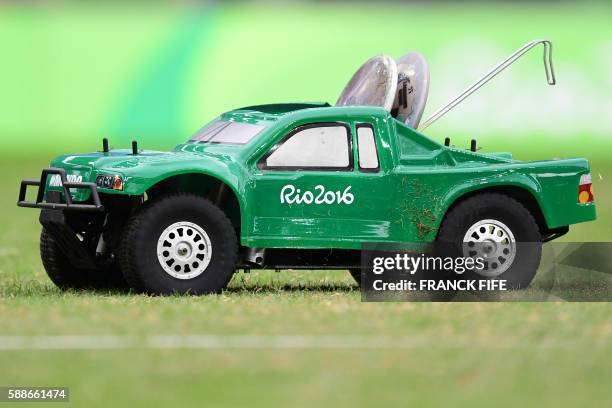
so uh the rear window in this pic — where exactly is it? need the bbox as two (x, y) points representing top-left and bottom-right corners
(190, 120), (266, 145)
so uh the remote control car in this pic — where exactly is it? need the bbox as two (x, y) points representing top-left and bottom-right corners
(18, 40), (596, 294)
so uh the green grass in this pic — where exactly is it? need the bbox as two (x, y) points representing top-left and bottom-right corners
(0, 157), (610, 407)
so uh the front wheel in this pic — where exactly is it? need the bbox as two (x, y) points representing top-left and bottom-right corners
(119, 194), (238, 295)
(436, 193), (542, 289)
(40, 229), (126, 290)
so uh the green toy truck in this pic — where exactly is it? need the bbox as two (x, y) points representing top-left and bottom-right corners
(17, 41), (597, 294)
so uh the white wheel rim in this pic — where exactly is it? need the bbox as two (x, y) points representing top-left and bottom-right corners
(463, 219), (516, 277)
(156, 221), (212, 280)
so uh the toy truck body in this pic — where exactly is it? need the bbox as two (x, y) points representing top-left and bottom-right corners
(18, 103), (596, 294)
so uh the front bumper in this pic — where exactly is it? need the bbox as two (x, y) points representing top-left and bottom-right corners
(17, 167), (104, 212)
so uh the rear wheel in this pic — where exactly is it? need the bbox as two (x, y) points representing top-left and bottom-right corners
(119, 194), (238, 295)
(437, 193), (542, 289)
(40, 228), (126, 290)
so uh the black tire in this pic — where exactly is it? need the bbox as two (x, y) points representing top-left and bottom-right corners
(119, 193), (238, 295)
(437, 193), (542, 289)
(40, 228), (126, 290)
(348, 268), (361, 285)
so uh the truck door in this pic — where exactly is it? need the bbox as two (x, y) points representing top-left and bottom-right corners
(246, 121), (397, 249)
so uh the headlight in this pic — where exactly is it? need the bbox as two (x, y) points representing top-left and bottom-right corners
(96, 174), (123, 191)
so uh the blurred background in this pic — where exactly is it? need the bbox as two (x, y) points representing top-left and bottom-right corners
(1, 1), (611, 153)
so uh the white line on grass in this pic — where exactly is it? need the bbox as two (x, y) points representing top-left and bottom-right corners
(0, 335), (589, 350)
(0, 335), (427, 350)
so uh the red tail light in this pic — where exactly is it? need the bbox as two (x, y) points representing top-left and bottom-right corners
(578, 174), (594, 204)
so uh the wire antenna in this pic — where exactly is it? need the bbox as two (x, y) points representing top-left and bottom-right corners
(419, 39), (555, 131)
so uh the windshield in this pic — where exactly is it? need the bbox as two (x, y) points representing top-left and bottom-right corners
(189, 120), (266, 145)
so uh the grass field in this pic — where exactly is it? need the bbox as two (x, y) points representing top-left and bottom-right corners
(0, 156), (610, 407)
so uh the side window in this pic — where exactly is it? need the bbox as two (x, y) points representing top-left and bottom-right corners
(261, 124), (352, 170)
(356, 124), (380, 172)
